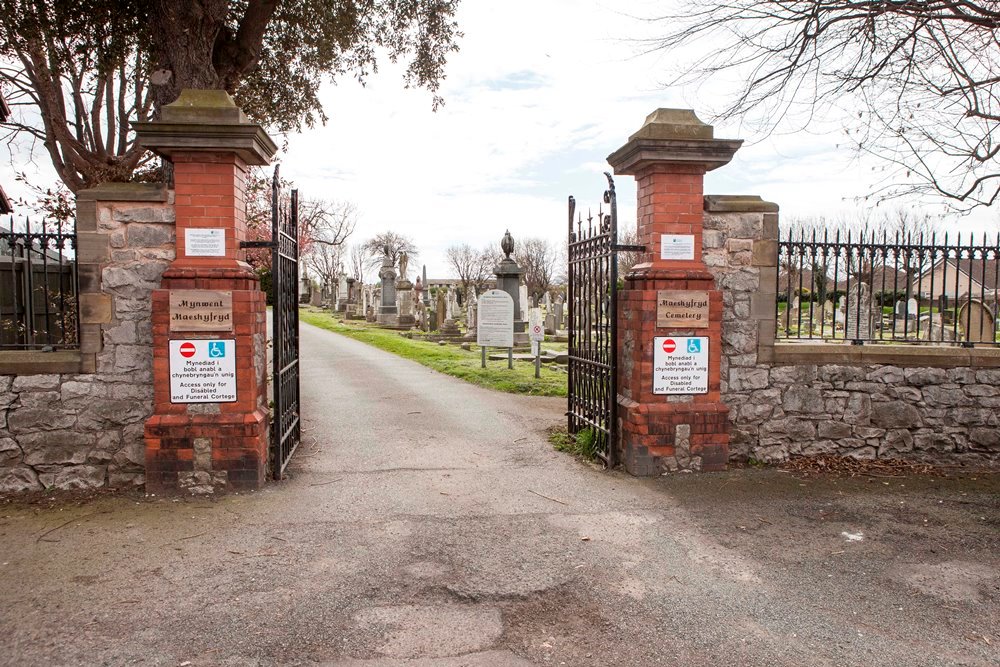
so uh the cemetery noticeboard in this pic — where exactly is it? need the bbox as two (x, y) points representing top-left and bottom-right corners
(660, 234), (695, 261)
(184, 228), (226, 257)
(652, 336), (709, 395)
(656, 290), (709, 328)
(169, 290), (233, 332)
(169, 339), (237, 403)
(477, 289), (514, 348)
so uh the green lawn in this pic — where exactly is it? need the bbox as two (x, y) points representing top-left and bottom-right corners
(299, 307), (568, 397)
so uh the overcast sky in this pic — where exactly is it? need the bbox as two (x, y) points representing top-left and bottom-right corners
(3, 0), (996, 280)
(280, 0), (997, 279)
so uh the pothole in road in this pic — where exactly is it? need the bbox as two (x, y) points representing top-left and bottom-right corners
(352, 604), (503, 659)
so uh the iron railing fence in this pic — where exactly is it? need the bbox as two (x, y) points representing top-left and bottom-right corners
(777, 228), (999, 346)
(0, 218), (79, 350)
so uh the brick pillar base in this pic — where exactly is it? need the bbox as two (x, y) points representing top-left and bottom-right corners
(145, 266), (269, 492)
(609, 109), (743, 475)
(618, 269), (730, 473)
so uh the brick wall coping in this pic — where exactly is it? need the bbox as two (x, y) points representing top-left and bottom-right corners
(772, 342), (1000, 368)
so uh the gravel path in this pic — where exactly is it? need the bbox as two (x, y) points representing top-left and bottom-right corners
(0, 320), (997, 666)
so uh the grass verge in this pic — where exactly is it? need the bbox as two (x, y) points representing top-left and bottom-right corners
(300, 307), (567, 397)
(548, 425), (599, 460)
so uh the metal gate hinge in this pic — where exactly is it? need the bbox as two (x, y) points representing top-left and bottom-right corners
(612, 244), (645, 252)
(240, 240), (276, 249)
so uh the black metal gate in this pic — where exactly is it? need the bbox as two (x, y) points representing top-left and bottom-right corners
(567, 173), (629, 466)
(267, 171), (301, 479)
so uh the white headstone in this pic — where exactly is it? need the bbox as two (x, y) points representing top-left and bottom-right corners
(518, 284), (529, 321)
(845, 283), (872, 339)
(907, 297), (918, 320)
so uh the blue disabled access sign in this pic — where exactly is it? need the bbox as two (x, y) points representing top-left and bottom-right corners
(653, 336), (709, 395)
(169, 339), (237, 403)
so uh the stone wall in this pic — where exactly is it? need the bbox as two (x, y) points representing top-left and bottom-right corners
(706, 195), (1000, 466)
(0, 185), (174, 492)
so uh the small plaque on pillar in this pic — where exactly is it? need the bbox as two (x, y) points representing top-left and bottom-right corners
(656, 291), (709, 328)
(170, 290), (233, 331)
(185, 228), (226, 257)
(660, 234), (695, 260)
(653, 336), (709, 395)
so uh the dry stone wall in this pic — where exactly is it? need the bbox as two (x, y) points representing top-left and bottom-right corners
(706, 197), (1000, 466)
(0, 186), (174, 492)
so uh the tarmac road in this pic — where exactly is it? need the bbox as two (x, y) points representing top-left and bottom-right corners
(0, 320), (997, 666)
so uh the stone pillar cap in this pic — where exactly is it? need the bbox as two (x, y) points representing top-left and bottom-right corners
(133, 89), (277, 166)
(607, 107), (743, 175)
(629, 108), (714, 141)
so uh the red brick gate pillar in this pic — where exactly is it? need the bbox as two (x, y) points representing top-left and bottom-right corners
(134, 90), (278, 493)
(608, 109), (742, 474)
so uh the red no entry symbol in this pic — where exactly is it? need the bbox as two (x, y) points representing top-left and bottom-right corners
(179, 342), (196, 358)
(662, 339), (676, 354)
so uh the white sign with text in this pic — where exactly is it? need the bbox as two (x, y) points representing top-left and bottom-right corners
(185, 228), (227, 257)
(660, 234), (695, 261)
(477, 289), (514, 348)
(652, 336), (709, 395)
(169, 339), (237, 403)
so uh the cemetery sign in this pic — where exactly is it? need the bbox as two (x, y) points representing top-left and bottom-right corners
(169, 290), (233, 332)
(477, 289), (515, 348)
(169, 339), (237, 403)
(656, 290), (709, 328)
(652, 336), (709, 395)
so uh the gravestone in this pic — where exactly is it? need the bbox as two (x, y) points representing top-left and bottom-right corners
(396, 277), (415, 328)
(895, 299), (907, 319)
(422, 265), (431, 306)
(377, 249), (398, 326)
(907, 297), (918, 320)
(519, 284), (529, 321)
(337, 273), (349, 311)
(958, 300), (996, 343)
(553, 301), (564, 330)
(436, 289), (448, 331)
(440, 287), (462, 337)
(845, 283), (872, 340)
(466, 291), (478, 336)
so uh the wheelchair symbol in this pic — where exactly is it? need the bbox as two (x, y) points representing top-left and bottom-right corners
(686, 339), (701, 354)
(208, 341), (226, 358)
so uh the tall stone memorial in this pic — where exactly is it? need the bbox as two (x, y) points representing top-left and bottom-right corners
(377, 249), (398, 326)
(495, 231), (528, 347)
(134, 90), (277, 493)
(607, 109), (741, 474)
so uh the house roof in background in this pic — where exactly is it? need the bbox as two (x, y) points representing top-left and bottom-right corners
(0, 184), (12, 215)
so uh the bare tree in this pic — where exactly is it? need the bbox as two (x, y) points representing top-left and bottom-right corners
(348, 243), (368, 284)
(445, 243), (496, 298)
(645, 1), (1000, 209)
(517, 237), (560, 303)
(301, 199), (357, 249)
(617, 225), (642, 277)
(303, 242), (342, 296)
(362, 231), (418, 278)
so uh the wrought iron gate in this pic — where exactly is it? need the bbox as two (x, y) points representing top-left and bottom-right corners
(567, 173), (636, 466)
(246, 169), (301, 479)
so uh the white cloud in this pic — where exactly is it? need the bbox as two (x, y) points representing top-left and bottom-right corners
(2, 0), (995, 277)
